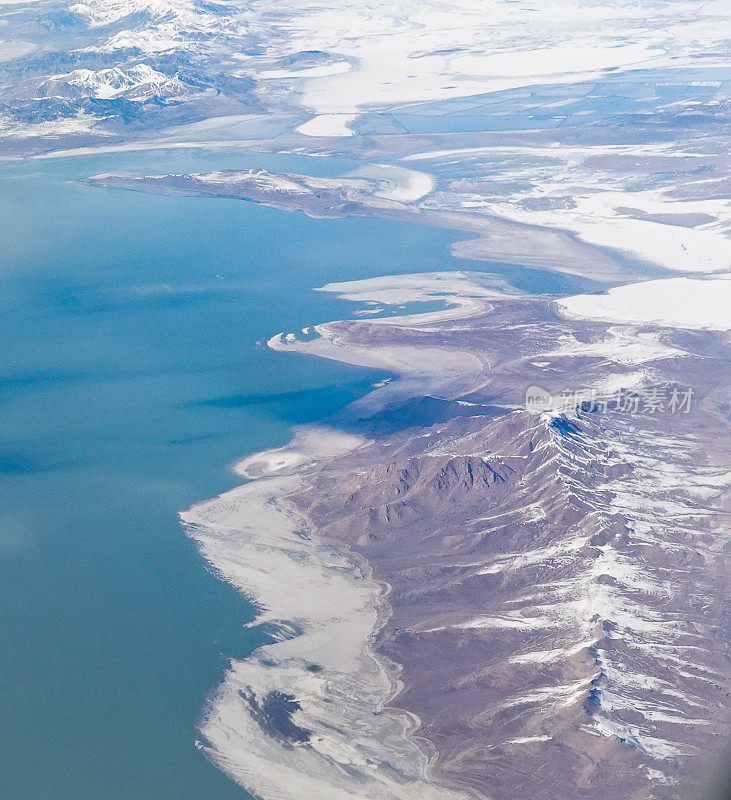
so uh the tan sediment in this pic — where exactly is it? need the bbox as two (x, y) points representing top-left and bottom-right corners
(181, 449), (473, 800)
(177, 273), (512, 800)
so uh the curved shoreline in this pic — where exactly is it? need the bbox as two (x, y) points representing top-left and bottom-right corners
(181, 443), (473, 800)
(177, 274), (512, 800)
(180, 269), (730, 800)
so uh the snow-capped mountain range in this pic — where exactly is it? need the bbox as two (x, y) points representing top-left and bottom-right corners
(1, 0), (729, 147)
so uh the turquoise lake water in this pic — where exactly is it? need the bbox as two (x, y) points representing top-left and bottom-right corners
(0, 148), (590, 800)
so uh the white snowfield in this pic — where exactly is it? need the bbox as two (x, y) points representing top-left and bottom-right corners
(558, 275), (731, 331)
(346, 165), (436, 202)
(257, 0), (730, 135)
(558, 190), (731, 275)
(62, 0), (721, 135)
(70, 0), (217, 30)
(295, 113), (357, 138)
(259, 61), (352, 80)
(462, 186), (731, 275)
(0, 39), (35, 61)
(406, 142), (731, 275)
(42, 64), (194, 102)
(0, 112), (108, 140)
(3, 0), (729, 147)
(75, 0), (251, 54)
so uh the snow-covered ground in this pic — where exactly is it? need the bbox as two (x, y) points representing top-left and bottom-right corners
(407, 142), (731, 276)
(253, 0), (729, 133)
(558, 275), (731, 331)
(41, 64), (197, 102)
(295, 113), (357, 137)
(2, 2), (726, 799)
(0, 39), (35, 61)
(2, 0), (729, 143)
(345, 165), (436, 202)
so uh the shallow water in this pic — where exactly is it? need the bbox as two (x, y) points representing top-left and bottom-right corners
(0, 148), (590, 800)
